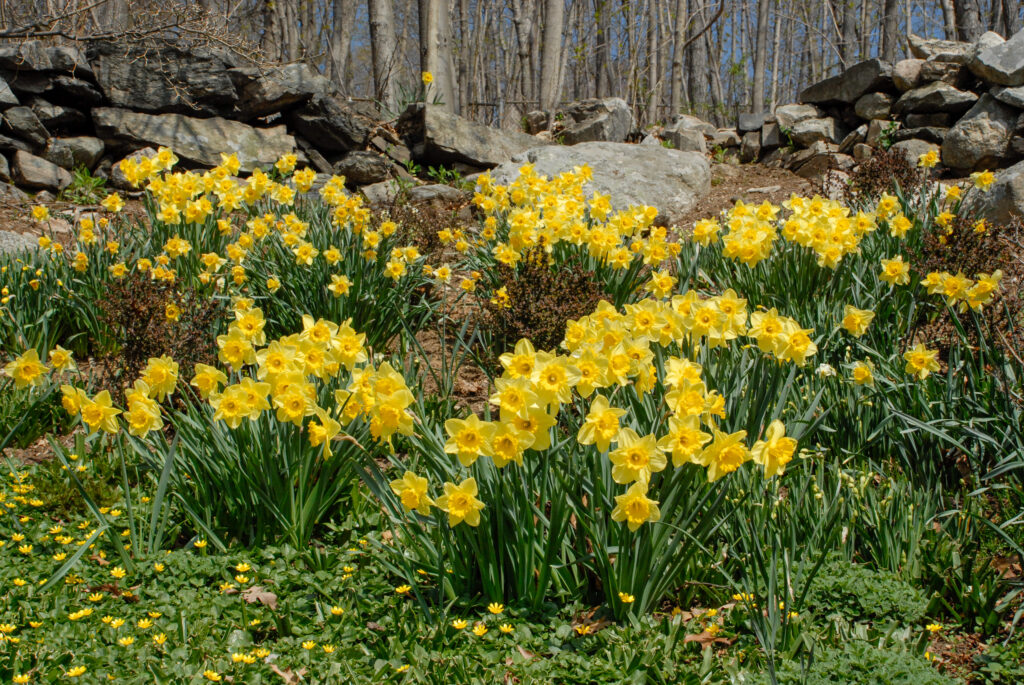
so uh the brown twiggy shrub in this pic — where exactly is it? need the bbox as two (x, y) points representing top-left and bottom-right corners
(481, 248), (607, 360)
(97, 272), (226, 399)
(844, 147), (925, 204)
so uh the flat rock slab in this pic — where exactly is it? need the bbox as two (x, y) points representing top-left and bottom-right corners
(398, 103), (546, 169)
(965, 159), (1024, 223)
(93, 107), (296, 172)
(489, 141), (710, 226)
(0, 229), (37, 255)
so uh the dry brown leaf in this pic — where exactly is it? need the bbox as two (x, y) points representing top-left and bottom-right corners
(684, 631), (735, 648)
(269, 664), (307, 683)
(241, 585), (278, 610)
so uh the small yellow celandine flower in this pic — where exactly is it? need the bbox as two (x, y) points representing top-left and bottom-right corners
(13, 674), (30, 683)
(110, 566), (126, 579)
(903, 343), (940, 381)
(331, 605), (345, 617)
(323, 644), (336, 654)
(970, 170), (995, 191)
(66, 666), (87, 677)
(926, 623), (942, 633)
(472, 623), (488, 637)
(395, 584), (412, 595)
(302, 640), (317, 650)
(153, 632), (168, 645)
(194, 539), (208, 549)
(421, 71), (433, 85)
(487, 602), (504, 615)
(618, 592), (635, 604)
(574, 624), (592, 635)
(499, 623), (514, 634)
(203, 670), (222, 682)
(395, 665), (410, 673)
(451, 618), (468, 630)
(117, 636), (135, 646)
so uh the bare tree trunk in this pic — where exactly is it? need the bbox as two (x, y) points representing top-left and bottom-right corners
(369, 0), (399, 113)
(539, 0), (564, 112)
(940, 0), (956, 39)
(418, 0), (458, 113)
(752, 0), (770, 112)
(840, 0), (858, 66)
(953, 0), (983, 40)
(769, 0), (782, 110)
(510, 0), (535, 109)
(594, 0), (612, 97)
(881, 0), (900, 60)
(329, 0), (356, 93)
(645, 0), (660, 123)
(670, 0), (687, 113)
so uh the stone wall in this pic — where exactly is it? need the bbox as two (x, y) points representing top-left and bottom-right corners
(646, 30), (1024, 183)
(0, 40), (551, 199)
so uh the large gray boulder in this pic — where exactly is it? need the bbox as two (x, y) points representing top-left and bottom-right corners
(774, 103), (824, 129)
(854, 92), (894, 120)
(941, 94), (1018, 172)
(42, 136), (105, 170)
(88, 42), (243, 116)
(1, 106), (48, 147)
(490, 142), (710, 226)
(288, 94), (376, 154)
(890, 139), (939, 167)
(27, 98), (87, 132)
(892, 82), (978, 115)
(964, 160), (1024, 223)
(893, 59), (925, 91)
(992, 85), (1024, 109)
(397, 103), (546, 169)
(12, 150), (71, 191)
(669, 114), (717, 136)
(969, 29), (1024, 86)
(0, 77), (17, 109)
(799, 59), (892, 105)
(918, 60), (969, 86)
(229, 63), (330, 120)
(907, 34), (973, 63)
(333, 151), (393, 185)
(790, 117), (842, 146)
(92, 107), (296, 172)
(557, 98), (634, 144)
(661, 122), (707, 153)
(0, 41), (53, 72)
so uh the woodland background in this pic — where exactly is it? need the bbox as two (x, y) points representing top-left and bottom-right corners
(0, 1), (1023, 128)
